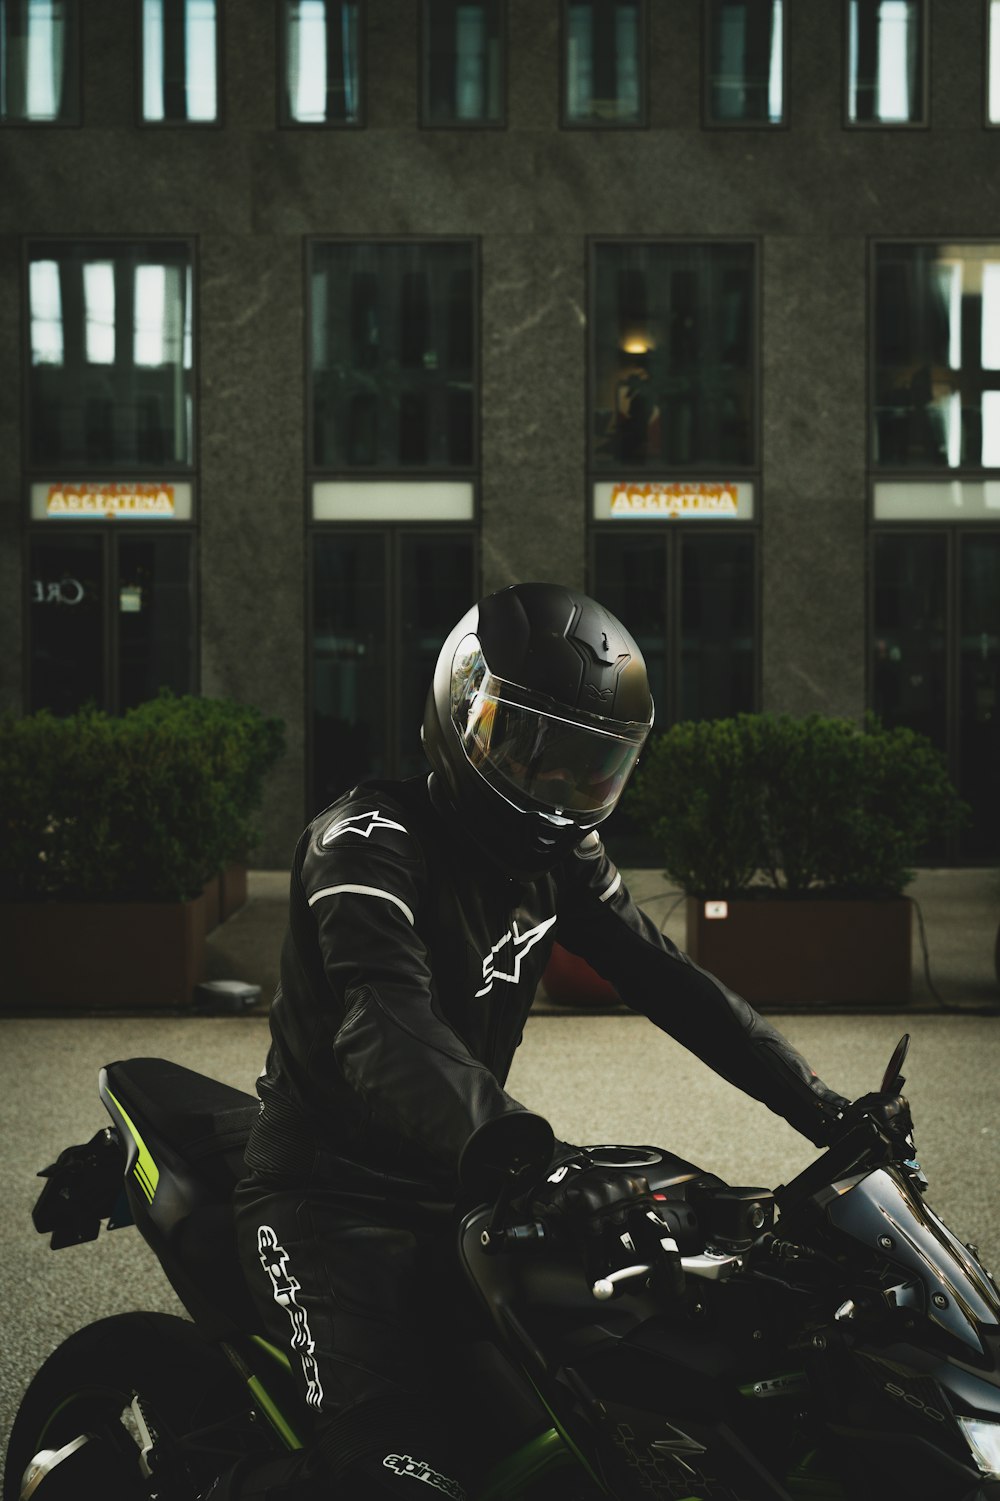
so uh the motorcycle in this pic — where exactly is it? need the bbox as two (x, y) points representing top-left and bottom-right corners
(5, 1036), (1000, 1501)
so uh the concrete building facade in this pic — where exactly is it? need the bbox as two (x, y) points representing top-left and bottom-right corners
(1, 0), (998, 866)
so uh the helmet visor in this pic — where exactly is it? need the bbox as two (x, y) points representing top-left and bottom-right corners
(451, 639), (650, 817)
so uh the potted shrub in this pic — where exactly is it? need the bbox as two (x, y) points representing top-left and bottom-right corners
(624, 714), (968, 1007)
(0, 694), (284, 1010)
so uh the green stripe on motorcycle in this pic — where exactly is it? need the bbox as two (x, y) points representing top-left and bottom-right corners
(103, 1087), (159, 1203)
(247, 1374), (303, 1450)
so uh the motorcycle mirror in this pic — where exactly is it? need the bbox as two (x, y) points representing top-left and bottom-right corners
(880, 1033), (910, 1096)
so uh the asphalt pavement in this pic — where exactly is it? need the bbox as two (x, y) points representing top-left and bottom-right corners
(1, 866), (998, 1471)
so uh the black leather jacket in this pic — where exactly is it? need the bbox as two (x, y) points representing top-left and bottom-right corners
(245, 774), (848, 1197)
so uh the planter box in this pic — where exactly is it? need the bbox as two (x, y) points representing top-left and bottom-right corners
(1, 893), (208, 1010)
(220, 862), (248, 922)
(685, 896), (912, 1007)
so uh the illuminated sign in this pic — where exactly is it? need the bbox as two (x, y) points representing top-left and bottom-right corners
(30, 481), (194, 521)
(593, 480), (754, 521)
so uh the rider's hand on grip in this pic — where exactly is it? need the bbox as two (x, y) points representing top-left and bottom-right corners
(838, 1091), (914, 1157)
(531, 1164), (685, 1299)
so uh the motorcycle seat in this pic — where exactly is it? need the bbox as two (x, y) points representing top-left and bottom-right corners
(103, 1056), (258, 1197)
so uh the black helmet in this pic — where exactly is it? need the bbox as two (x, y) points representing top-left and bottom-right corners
(421, 582), (653, 879)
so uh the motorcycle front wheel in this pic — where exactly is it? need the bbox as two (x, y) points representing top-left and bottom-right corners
(3, 1311), (266, 1501)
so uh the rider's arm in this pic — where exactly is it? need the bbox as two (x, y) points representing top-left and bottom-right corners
(553, 833), (849, 1146)
(298, 809), (550, 1180)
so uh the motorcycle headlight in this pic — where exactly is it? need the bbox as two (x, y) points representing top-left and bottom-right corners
(958, 1417), (1000, 1477)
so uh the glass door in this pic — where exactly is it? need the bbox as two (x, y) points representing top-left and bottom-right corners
(310, 529), (477, 813)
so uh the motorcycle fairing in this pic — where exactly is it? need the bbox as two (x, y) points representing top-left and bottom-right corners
(819, 1167), (1000, 1359)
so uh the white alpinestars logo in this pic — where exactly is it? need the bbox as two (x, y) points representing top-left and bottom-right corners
(321, 810), (407, 846)
(475, 915), (557, 998)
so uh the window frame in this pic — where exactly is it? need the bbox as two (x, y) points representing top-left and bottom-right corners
(701, 0), (789, 132)
(276, 0), (367, 130)
(867, 235), (1000, 511)
(0, 0), (83, 128)
(305, 522), (481, 815)
(22, 520), (200, 713)
(585, 234), (763, 484)
(304, 234), (483, 493)
(842, 0), (930, 131)
(559, 0), (650, 131)
(985, 0), (1000, 129)
(135, 0), (224, 130)
(418, 0), (507, 131)
(587, 522), (762, 730)
(22, 234), (201, 486)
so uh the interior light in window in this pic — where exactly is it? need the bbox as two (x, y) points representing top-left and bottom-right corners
(134, 265), (166, 366)
(946, 390), (962, 469)
(83, 262), (115, 365)
(932, 260), (963, 372)
(291, 0), (328, 121)
(24, 0), (64, 119)
(877, 1), (911, 121)
(768, 0), (783, 123)
(982, 392), (1000, 466)
(142, 0), (165, 120)
(185, 0), (216, 120)
(29, 259), (63, 365)
(982, 263), (1000, 370)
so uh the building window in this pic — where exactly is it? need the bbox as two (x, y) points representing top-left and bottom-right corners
(26, 240), (197, 718)
(1, 0), (80, 124)
(28, 530), (195, 714)
(873, 243), (1000, 472)
(989, 0), (1000, 126)
(421, 0), (503, 127)
(280, 0), (362, 126)
(846, 0), (926, 126)
(310, 530), (477, 809)
(591, 241), (756, 470)
(140, 0), (219, 124)
(704, 0), (784, 127)
(28, 241), (195, 470)
(562, 0), (645, 127)
(870, 241), (1000, 859)
(872, 532), (1000, 860)
(309, 240), (477, 473)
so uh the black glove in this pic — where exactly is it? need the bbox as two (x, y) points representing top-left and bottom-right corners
(531, 1161), (686, 1299)
(457, 1110), (555, 1199)
(837, 1091), (915, 1158)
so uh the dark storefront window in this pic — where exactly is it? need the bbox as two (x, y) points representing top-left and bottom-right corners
(872, 533), (1000, 860)
(28, 241), (194, 470)
(310, 530), (476, 811)
(563, 0), (645, 126)
(872, 532), (948, 750)
(29, 533), (104, 713)
(280, 0), (361, 126)
(591, 242), (756, 469)
(593, 529), (757, 856)
(705, 0), (784, 126)
(593, 531), (756, 726)
(846, 0), (926, 126)
(140, 0), (219, 123)
(29, 531), (194, 714)
(959, 534), (1000, 859)
(310, 241), (476, 471)
(422, 0), (503, 126)
(1, 0), (79, 123)
(874, 244), (1000, 470)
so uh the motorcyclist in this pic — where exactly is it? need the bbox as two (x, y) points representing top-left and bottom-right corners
(222, 581), (864, 1500)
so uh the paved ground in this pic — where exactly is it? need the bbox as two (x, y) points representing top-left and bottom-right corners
(1, 866), (998, 1472)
